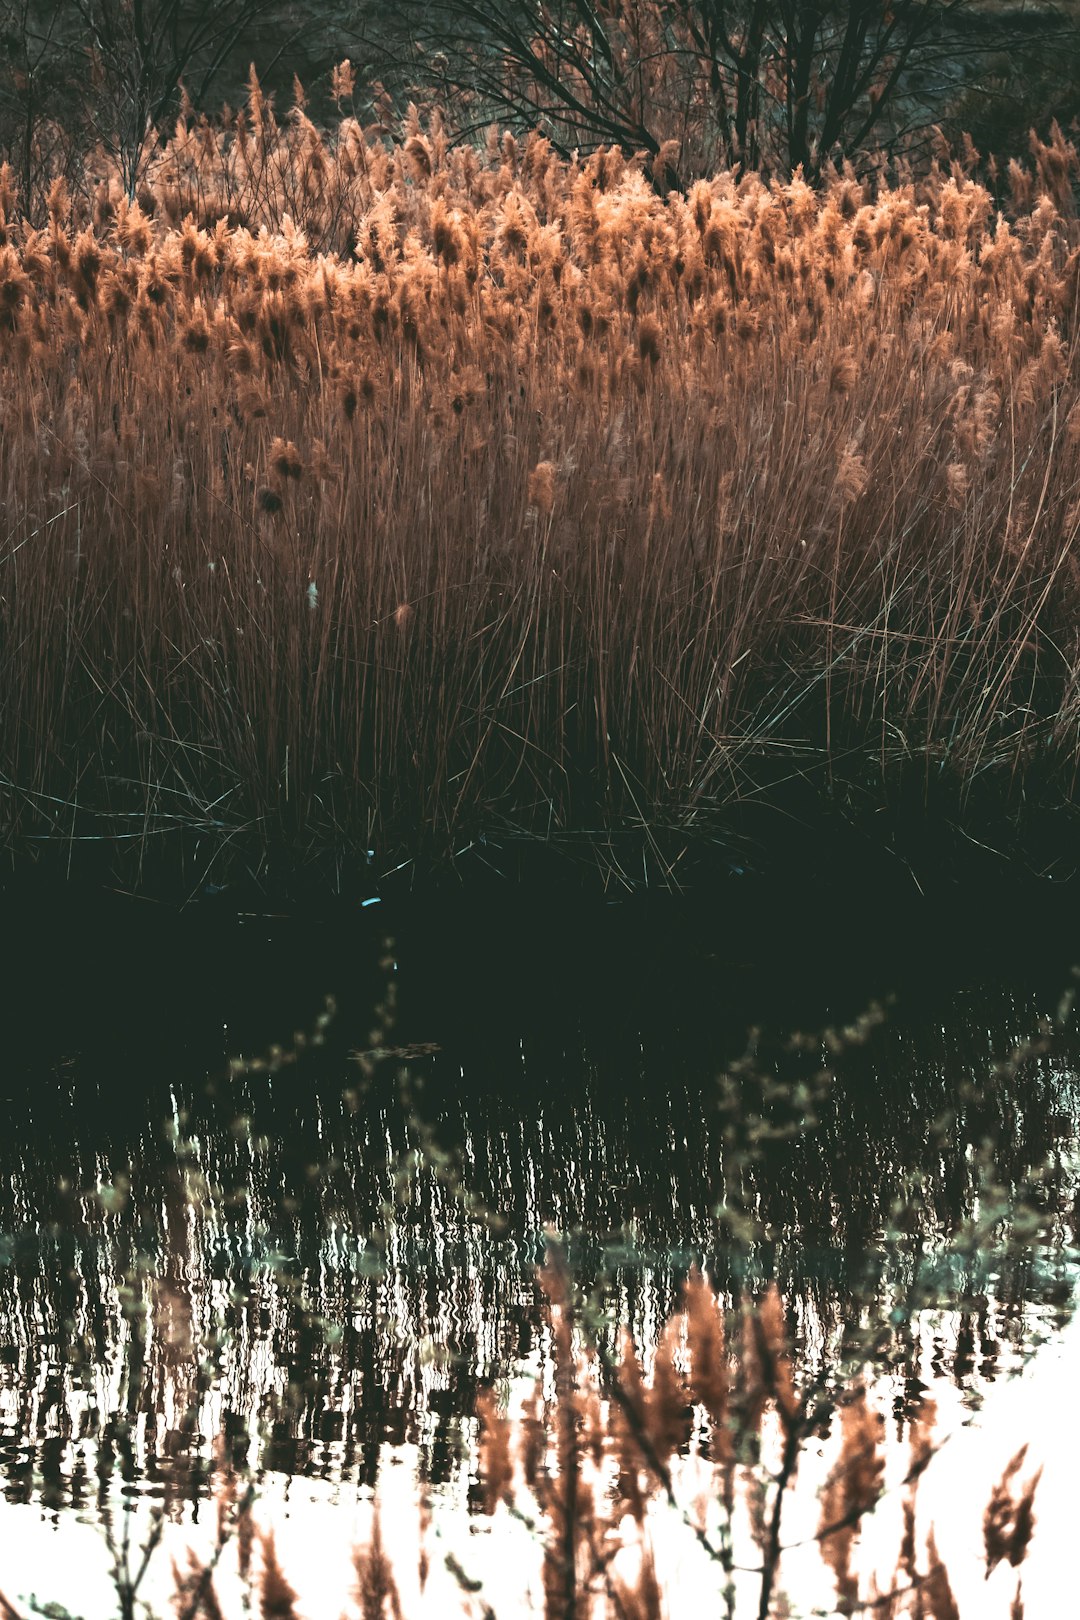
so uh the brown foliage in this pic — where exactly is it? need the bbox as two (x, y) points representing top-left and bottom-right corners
(476, 1386), (514, 1513)
(818, 1389), (885, 1609)
(353, 1509), (404, 1620)
(984, 1446), (1043, 1577)
(257, 1530), (300, 1620)
(2, 101), (1080, 882)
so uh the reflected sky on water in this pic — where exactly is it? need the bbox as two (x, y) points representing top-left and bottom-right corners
(0, 887), (1078, 1537)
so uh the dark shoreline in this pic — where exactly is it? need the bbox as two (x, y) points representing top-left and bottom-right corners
(4, 800), (1080, 1078)
(3, 774), (1078, 915)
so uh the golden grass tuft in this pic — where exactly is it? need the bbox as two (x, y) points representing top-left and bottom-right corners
(984, 1447), (1043, 1578)
(353, 1509), (403, 1620)
(476, 1385), (514, 1513)
(527, 460), (557, 517)
(256, 1530), (300, 1620)
(818, 1389), (886, 1609)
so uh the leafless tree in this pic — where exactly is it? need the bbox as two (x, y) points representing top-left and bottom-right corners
(358, 0), (1080, 183)
(69, 0), (282, 197)
(0, 0), (80, 209)
(0, 0), (294, 210)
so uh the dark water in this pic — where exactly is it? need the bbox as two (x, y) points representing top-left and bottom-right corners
(1, 884), (1078, 1529)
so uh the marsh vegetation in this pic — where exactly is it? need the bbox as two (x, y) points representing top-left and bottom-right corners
(3, 22), (1080, 1617)
(2, 91), (1080, 888)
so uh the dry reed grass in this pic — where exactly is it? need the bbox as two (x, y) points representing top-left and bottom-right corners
(2, 89), (1080, 885)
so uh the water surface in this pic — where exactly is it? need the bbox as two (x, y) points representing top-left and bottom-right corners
(1, 887), (1077, 1569)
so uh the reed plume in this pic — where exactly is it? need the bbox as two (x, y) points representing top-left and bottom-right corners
(2, 80), (1079, 888)
(817, 1389), (885, 1610)
(984, 1447), (1043, 1577)
(353, 1509), (403, 1620)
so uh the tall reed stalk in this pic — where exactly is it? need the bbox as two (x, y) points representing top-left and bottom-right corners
(2, 97), (1080, 887)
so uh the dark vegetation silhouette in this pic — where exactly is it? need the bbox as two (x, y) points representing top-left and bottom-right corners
(364, 0), (1080, 184)
(4, 1), (1080, 218)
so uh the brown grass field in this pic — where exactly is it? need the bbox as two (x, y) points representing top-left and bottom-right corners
(2, 91), (1080, 888)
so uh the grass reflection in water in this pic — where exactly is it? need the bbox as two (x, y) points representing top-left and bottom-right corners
(0, 914), (1077, 1616)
